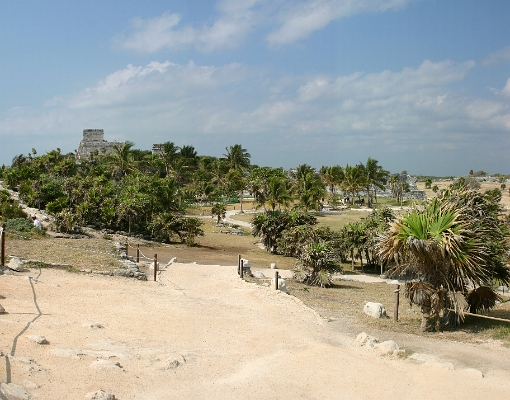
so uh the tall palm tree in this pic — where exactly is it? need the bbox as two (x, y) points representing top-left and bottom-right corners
(377, 187), (510, 331)
(108, 141), (137, 177)
(224, 144), (251, 211)
(362, 157), (388, 204)
(320, 165), (344, 205)
(159, 141), (180, 178)
(265, 177), (292, 211)
(224, 144), (251, 172)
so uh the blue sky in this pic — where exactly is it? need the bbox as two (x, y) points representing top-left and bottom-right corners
(1, 0), (509, 176)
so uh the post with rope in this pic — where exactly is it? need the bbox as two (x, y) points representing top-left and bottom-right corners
(136, 244), (140, 263)
(275, 271), (279, 290)
(126, 240), (129, 258)
(240, 259), (244, 279)
(153, 254), (158, 282)
(1, 224), (5, 267)
(237, 254), (241, 275)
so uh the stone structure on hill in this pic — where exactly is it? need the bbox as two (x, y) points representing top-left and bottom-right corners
(152, 144), (164, 155)
(76, 129), (123, 160)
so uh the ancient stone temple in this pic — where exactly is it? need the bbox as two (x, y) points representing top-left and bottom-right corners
(75, 129), (123, 160)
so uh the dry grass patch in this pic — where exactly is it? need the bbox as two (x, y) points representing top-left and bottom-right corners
(5, 237), (121, 272)
(286, 279), (510, 346)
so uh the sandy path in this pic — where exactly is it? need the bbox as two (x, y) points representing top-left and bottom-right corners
(1, 264), (510, 399)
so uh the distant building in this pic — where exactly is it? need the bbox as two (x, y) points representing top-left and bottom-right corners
(75, 129), (123, 160)
(152, 144), (164, 155)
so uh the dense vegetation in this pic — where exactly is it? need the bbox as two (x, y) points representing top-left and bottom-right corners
(1, 143), (509, 330)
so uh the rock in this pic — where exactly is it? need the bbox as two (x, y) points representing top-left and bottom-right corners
(8, 257), (26, 272)
(355, 332), (379, 348)
(363, 302), (387, 318)
(0, 304), (5, 313)
(85, 389), (116, 400)
(375, 340), (399, 354)
(0, 382), (31, 400)
(23, 381), (39, 390)
(271, 278), (288, 294)
(241, 259), (250, 269)
(253, 271), (265, 279)
(169, 257), (177, 264)
(270, 263), (277, 269)
(90, 360), (123, 371)
(26, 335), (49, 345)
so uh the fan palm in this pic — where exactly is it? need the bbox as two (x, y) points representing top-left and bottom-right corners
(377, 187), (510, 331)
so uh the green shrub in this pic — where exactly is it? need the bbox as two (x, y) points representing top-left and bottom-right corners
(5, 217), (34, 232)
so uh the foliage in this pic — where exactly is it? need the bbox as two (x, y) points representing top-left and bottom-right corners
(293, 241), (341, 288)
(5, 217), (34, 233)
(377, 186), (510, 331)
(251, 210), (317, 254)
(211, 203), (226, 223)
(0, 190), (27, 219)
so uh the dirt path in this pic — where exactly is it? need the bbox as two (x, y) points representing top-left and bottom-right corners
(1, 264), (510, 399)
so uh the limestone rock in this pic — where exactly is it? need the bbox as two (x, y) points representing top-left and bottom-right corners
(8, 257), (26, 272)
(355, 332), (379, 348)
(0, 382), (31, 400)
(271, 277), (288, 294)
(85, 389), (116, 400)
(26, 335), (49, 345)
(270, 263), (277, 269)
(363, 302), (387, 318)
(23, 381), (39, 390)
(375, 340), (399, 354)
(252, 271), (265, 279)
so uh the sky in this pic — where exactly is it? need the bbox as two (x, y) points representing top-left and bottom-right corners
(0, 0), (509, 176)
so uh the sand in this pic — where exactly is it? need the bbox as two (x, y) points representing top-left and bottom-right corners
(1, 263), (510, 399)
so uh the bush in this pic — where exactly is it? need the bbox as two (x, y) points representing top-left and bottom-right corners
(5, 217), (34, 232)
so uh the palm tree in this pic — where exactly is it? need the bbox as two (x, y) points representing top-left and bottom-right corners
(265, 177), (292, 211)
(224, 144), (251, 212)
(377, 187), (510, 331)
(224, 144), (251, 172)
(293, 242), (340, 288)
(342, 164), (365, 203)
(159, 141), (180, 178)
(362, 157), (388, 205)
(108, 141), (137, 177)
(320, 165), (344, 205)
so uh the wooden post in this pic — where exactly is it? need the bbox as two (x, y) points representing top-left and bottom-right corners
(240, 259), (244, 279)
(275, 271), (279, 290)
(238, 254), (241, 275)
(153, 254), (158, 282)
(394, 284), (400, 322)
(126, 240), (129, 258)
(1, 224), (5, 267)
(136, 244), (140, 263)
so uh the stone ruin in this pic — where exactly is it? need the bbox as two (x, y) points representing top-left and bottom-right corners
(75, 129), (124, 160)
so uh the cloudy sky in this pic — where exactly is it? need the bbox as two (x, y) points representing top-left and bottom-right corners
(1, 0), (509, 175)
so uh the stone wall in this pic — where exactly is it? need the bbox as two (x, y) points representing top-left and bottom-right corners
(75, 129), (123, 160)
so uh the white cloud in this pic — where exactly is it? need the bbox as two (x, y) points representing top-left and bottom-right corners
(1, 58), (509, 175)
(483, 46), (510, 66)
(502, 78), (510, 97)
(267, 0), (413, 46)
(115, 1), (260, 53)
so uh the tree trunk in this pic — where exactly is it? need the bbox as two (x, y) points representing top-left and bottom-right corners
(420, 305), (435, 332)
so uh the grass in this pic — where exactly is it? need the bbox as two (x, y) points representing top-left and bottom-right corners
(285, 279), (510, 346)
(5, 237), (121, 272)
